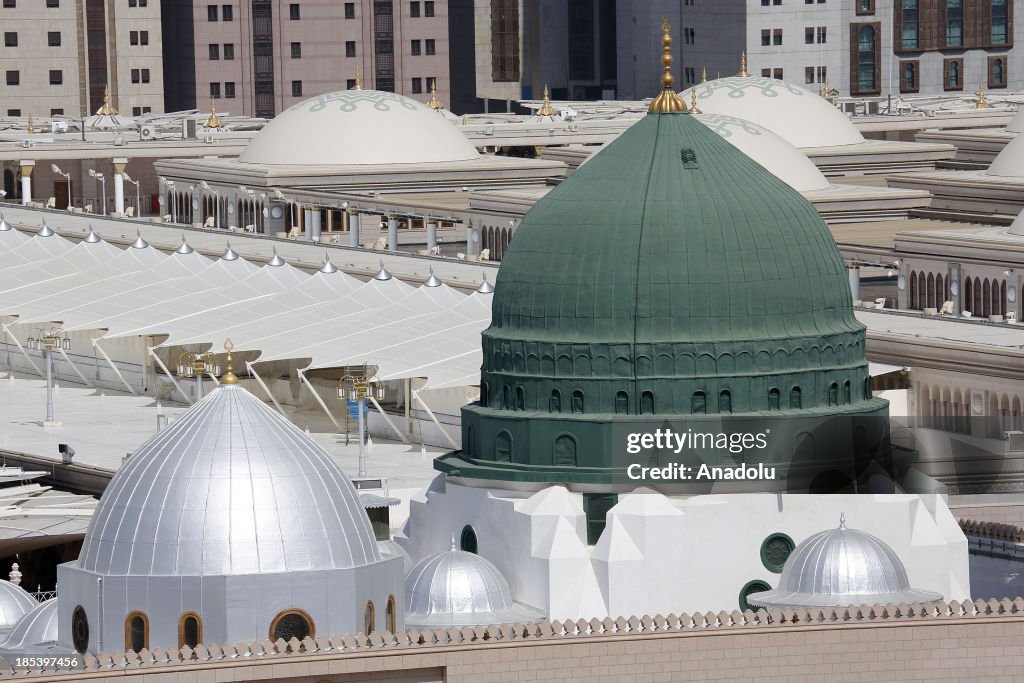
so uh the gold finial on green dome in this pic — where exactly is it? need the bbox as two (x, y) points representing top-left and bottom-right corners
(221, 339), (238, 385)
(648, 18), (688, 114)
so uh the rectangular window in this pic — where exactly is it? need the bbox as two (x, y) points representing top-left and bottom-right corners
(761, 29), (771, 46)
(141, 30), (148, 45)
(817, 26), (826, 43)
(345, 40), (355, 57)
(3, 32), (15, 47)
(344, 2), (354, 18)
(132, 106), (141, 116)
(223, 43), (234, 59)
(50, 108), (63, 115)
(289, 3), (299, 19)
(130, 30), (138, 45)
(290, 41), (301, 58)
(209, 43), (219, 60)
(347, 78), (356, 89)
(805, 27), (813, 44)
(411, 39), (421, 55)
(817, 65), (827, 83)
(901, 0), (918, 49)
(761, 68), (771, 77)
(49, 69), (63, 84)
(131, 68), (140, 83)
(900, 60), (918, 92)
(410, 1), (419, 16)
(45, 0), (58, 7)
(425, 38), (435, 55)
(141, 68), (149, 83)
(142, 106), (151, 113)
(857, 0), (874, 13)
(48, 31), (61, 46)
(222, 4), (232, 20)
(5, 70), (18, 85)
(129, 0), (136, 6)
(291, 80), (302, 96)
(210, 81), (221, 98)
(139, 0), (146, 6)
(946, 0), (962, 47)
(6, 109), (20, 116)
(773, 67), (783, 79)
(583, 493), (617, 546)
(411, 77), (422, 93)
(1, 0), (14, 8)
(991, 0), (1008, 45)
(491, 0), (520, 82)
(225, 81), (236, 97)
(805, 66), (814, 84)
(773, 29), (782, 45)
(424, 0), (433, 16)
(989, 55), (1008, 87)
(207, 4), (217, 20)
(943, 57), (963, 90)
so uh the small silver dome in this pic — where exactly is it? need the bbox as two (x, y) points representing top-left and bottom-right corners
(83, 227), (102, 243)
(423, 268), (442, 287)
(373, 260), (392, 281)
(0, 216), (11, 231)
(266, 247), (286, 267)
(404, 541), (544, 628)
(0, 582), (37, 630)
(175, 234), (194, 254)
(475, 273), (494, 294)
(0, 598), (57, 653)
(748, 516), (943, 609)
(37, 222), (55, 237)
(319, 253), (338, 274)
(221, 241), (239, 261)
(77, 384), (381, 576)
(129, 230), (149, 249)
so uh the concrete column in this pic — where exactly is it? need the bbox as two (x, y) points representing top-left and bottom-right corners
(306, 209), (322, 241)
(349, 212), (360, 247)
(19, 162), (33, 206)
(848, 266), (861, 302)
(426, 221), (438, 251)
(387, 216), (398, 252)
(113, 158), (127, 215)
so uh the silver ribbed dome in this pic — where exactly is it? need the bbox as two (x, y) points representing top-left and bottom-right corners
(0, 598), (57, 653)
(77, 384), (381, 576)
(0, 582), (36, 630)
(748, 516), (943, 609)
(404, 542), (544, 628)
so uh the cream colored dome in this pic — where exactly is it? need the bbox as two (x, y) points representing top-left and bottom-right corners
(239, 90), (480, 166)
(683, 77), (864, 148)
(987, 131), (1024, 178)
(1009, 207), (1024, 236)
(1007, 107), (1024, 133)
(695, 113), (830, 192)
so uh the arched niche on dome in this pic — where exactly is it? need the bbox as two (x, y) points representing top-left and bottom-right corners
(755, 350), (771, 372)
(553, 433), (578, 466)
(526, 353), (539, 374)
(790, 387), (803, 409)
(696, 353), (715, 376)
(270, 608), (315, 642)
(495, 431), (513, 462)
(615, 391), (629, 415)
(540, 353), (554, 375)
(385, 595), (397, 634)
(718, 353), (735, 374)
(571, 390), (585, 414)
(557, 354), (572, 375)
(641, 391), (655, 415)
(574, 353), (592, 377)
(549, 389), (562, 413)
(692, 391), (707, 414)
(635, 354), (653, 376)
(655, 353), (673, 375)
(768, 388), (781, 411)
(675, 353), (695, 375)
(736, 351), (753, 373)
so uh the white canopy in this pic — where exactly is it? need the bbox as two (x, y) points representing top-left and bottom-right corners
(0, 227), (75, 272)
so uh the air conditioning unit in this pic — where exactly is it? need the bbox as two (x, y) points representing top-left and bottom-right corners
(51, 120), (68, 133)
(841, 101), (858, 115)
(181, 118), (197, 139)
(866, 101), (880, 115)
(140, 124), (156, 140)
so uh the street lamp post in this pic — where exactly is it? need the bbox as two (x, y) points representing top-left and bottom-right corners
(88, 169), (106, 215)
(123, 173), (141, 217)
(26, 327), (70, 427)
(177, 349), (222, 400)
(50, 165), (72, 210)
(339, 367), (385, 477)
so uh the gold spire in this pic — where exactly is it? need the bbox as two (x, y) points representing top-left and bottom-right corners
(974, 82), (993, 109)
(536, 85), (558, 117)
(96, 84), (118, 116)
(204, 98), (223, 128)
(690, 88), (701, 114)
(353, 66), (362, 90)
(701, 66), (707, 83)
(221, 339), (238, 385)
(648, 18), (688, 114)
(27, 115), (34, 135)
(738, 51), (749, 78)
(426, 78), (445, 110)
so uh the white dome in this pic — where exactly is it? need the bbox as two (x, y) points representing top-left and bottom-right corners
(1009, 207), (1024, 235)
(0, 598), (57, 653)
(76, 384), (381, 576)
(694, 113), (830, 192)
(683, 77), (864, 148)
(987, 131), (1024, 177)
(748, 517), (942, 609)
(238, 89), (480, 166)
(404, 544), (544, 628)
(0, 582), (35, 630)
(1007, 107), (1024, 133)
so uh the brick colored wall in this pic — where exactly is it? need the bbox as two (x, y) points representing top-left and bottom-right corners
(953, 504), (1024, 527)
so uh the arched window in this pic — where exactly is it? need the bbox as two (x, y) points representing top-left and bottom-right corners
(903, 62), (916, 91)
(515, 386), (525, 411)
(270, 609), (315, 642)
(571, 390), (584, 414)
(1000, 280), (1007, 316)
(553, 434), (577, 466)
(865, 377), (873, 399)
(385, 595), (397, 634)
(857, 25), (877, 92)
(495, 430), (512, 462)
(71, 606), (89, 654)
(909, 272), (918, 309)
(179, 612), (202, 649)
(550, 389), (561, 413)
(124, 611), (149, 653)
(641, 390), (655, 415)
(719, 390), (732, 414)
(828, 382), (839, 406)
(480, 382), (488, 406)
(936, 273), (945, 304)
(843, 380), (851, 404)
(790, 387), (802, 409)
(692, 391), (706, 414)
(364, 601), (376, 635)
(994, 58), (1005, 84)
(768, 388), (780, 411)
(460, 525), (478, 553)
(926, 273), (935, 309)
(946, 0), (963, 46)
(615, 391), (629, 414)
(983, 279), (991, 317)
(964, 277), (974, 314)
(949, 60), (961, 88)
(502, 384), (510, 409)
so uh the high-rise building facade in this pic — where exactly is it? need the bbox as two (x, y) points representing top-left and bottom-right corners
(162, 0), (451, 117)
(0, 0), (163, 119)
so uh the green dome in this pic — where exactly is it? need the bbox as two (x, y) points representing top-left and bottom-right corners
(439, 110), (890, 486)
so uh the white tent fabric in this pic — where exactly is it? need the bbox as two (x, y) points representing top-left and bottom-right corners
(0, 229), (75, 272)
(0, 218), (29, 249)
(0, 235), (124, 301)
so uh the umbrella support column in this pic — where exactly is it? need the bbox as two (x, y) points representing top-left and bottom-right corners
(3, 323), (41, 376)
(247, 362), (287, 417)
(60, 347), (94, 387)
(93, 339), (136, 395)
(148, 347), (191, 403)
(413, 389), (458, 450)
(369, 395), (409, 443)
(297, 368), (342, 432)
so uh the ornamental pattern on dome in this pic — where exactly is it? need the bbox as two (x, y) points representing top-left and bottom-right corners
(292, 90), (420, 114)
(693, 77), (807, 100)
(696, 113), (763, 139)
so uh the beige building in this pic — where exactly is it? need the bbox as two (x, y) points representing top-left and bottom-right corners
(163, 0), (451, 118)
(0, 0), (163, 119)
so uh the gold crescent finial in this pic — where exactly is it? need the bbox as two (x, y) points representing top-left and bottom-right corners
(701, 66), (707, 83)
(738, 51), (749, 78)
(353, 66), (362, 90)
(648, 18), (688, 114)
(221, 338), (238, 385)
(974, 82), (993, 109)
(204, 98), (224, 128)
(690, 88), (701, 114)
(537, 84), (558, 117)
(426, 78), (445, 109)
